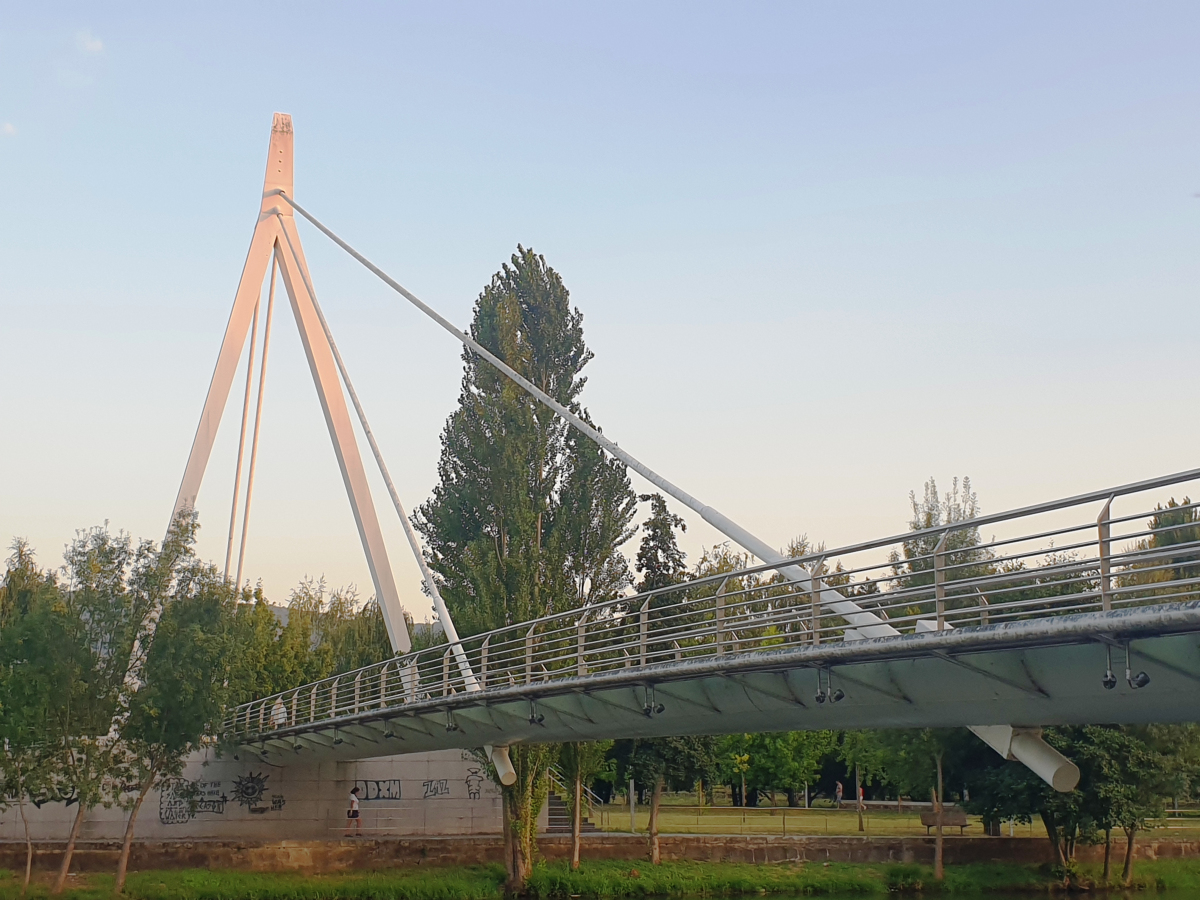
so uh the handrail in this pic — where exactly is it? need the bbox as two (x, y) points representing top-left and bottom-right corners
(225, 467), (1200, 740)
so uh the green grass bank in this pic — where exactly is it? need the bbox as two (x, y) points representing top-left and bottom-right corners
(5, 859), (1200, 900)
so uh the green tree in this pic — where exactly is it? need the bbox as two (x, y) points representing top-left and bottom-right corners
(839, 731), (889, 830)
(725, 731), (836, 808)
(0, 542), (62, 897)
(629, 735), (721, 864)
(635, 494), (687, 591)
(114, 542), (239, 892)
(416, 247), (637, 889)
(878, 728), (958, 880)
(1147, 498), (1200, 584)
(558, 741), (613, 869)
(962, 727), (1100, 873)
(48, 525), (166, 894)
(1075, 725), (1197, 885)
(889, 478), (995, 616)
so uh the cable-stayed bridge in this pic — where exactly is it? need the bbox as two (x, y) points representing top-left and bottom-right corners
(182, 115), (1200, 794)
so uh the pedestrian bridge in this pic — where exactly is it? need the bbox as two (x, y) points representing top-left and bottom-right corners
(179, 115), (1200, 792)
(226, 467), (1200, 788)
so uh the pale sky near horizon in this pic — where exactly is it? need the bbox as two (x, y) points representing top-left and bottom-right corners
(2, 3), (1198, 623)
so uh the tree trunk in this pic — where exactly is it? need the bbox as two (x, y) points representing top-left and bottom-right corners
(501, 790), (516, 889)
(1102, 828), (1112, 883)
(18, 795), (33, 898)
(1122, 826), (1137, 886)
(856, 766), (864, 833)
(53, 801), (87, 894)
(1041, 812), (1064, 868)
(648, 775), (664, 865)
(786, 787), (798, 808)
(115, 775), (155, 893)
(932, 786), (944, 882)
(570, 767), (583, 870)
(931, 758), (940, 883)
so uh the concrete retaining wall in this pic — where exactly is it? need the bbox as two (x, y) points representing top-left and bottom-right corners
(4, 833), (1199, 874)
(0, 750), (504, 843)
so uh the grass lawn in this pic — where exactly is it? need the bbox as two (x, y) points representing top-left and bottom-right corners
(3, 858), (1200, 899)
(594, 798), (1200, 841)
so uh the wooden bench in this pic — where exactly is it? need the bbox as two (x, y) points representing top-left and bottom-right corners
(920, 808), (970, 834)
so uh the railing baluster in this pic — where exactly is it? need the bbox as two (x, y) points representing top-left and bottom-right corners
(481, 636), (490, 689)
(310, 684), (317, 722)
(331, 677), (339, 718)
(290, 690), (298, 726)
(353, 671), (362, 714)
(404, 661), (417, 703)
(379, 662), (388, 708)
(1098, 496), (1114, 612)
(975, 590), (989, 627)
(577, 609), (589, 676)
(443, 648), (452, 696)
(640, 599), (649, 666)
(934, 532), (949, 631)
(715, 577), (728, 656)
(525, 626), (535, 685)
(810, 557), (825, 645)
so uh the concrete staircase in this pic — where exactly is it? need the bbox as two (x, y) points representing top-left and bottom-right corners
(544, 792), (600, 834)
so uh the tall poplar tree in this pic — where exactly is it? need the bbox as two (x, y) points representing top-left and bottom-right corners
(416, 246), (636, 888)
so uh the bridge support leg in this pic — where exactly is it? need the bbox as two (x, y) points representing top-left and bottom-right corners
(486, 744), (517, 786)
(969, 725), (1080, 792)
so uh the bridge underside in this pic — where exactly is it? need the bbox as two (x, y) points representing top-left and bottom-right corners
(238, 603), (1200, 765)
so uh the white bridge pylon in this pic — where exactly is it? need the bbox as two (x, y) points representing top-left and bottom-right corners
(172, 113), (418, 651)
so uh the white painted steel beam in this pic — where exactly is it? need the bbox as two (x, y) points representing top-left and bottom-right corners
(171, 113), (411, 652)
(273, 217), (410, 652)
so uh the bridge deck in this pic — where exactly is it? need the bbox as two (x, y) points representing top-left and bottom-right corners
(226, 469), (1200, 764)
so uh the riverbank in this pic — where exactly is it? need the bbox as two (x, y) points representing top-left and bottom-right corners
(5, 859), (1200, 900)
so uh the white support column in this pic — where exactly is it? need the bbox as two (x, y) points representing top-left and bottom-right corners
(172, 228), (278, 522)
(274, 218), (411, 652)
(169, 113), (411, 653)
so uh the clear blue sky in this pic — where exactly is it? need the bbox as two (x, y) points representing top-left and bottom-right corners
(2, 3), (1198, 619)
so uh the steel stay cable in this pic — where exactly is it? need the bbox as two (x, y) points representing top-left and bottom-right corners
(271, 189), (903, 638)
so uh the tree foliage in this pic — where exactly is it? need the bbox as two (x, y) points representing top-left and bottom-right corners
(415, 246), (637, 888)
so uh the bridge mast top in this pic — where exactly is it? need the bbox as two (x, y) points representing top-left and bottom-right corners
(262, 113), (294, 213)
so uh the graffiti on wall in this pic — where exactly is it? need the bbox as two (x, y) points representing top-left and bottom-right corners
(159, 779), (227, 825)
(158, 782), (194, 825)
(355, 779), (402, 801)
(422, 779), (450, 799)
(160, 773), (286, 823)
(465, 768), (484, 800)
(231, 772), (271, 814)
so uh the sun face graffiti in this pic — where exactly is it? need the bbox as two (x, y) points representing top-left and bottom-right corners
(231, 772), (270, 812)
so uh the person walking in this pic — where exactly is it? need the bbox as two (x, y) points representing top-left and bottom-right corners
(835, 781), (844, 809)
(346, 786), (362, 837)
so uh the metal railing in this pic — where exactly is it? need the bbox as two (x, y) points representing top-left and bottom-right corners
(225, 467), (1200, 741)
